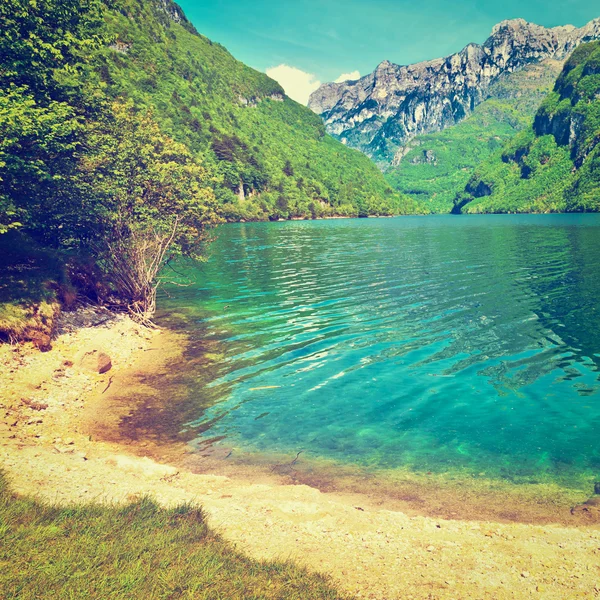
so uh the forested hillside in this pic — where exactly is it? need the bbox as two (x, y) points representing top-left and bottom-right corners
(385, 61), (564, 213)
(1, 0), (421, 239)
(0, 0), (422, 338)
(97, 0), (422, 220)
(454, 42), (600, 214)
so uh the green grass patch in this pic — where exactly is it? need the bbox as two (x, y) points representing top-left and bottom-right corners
(0, 472), (351, 599)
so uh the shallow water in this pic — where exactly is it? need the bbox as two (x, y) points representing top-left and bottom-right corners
(160, 215), (600, 492)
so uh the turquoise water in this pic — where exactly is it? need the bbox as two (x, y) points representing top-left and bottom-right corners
(161, 215), (600, 489)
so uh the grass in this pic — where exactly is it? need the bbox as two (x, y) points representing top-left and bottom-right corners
(0, 473), (351, 599)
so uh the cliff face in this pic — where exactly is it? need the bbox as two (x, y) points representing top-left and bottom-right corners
(453, 41), (600, 214)
(533, 42), (600, 167)
(308, 18), (600, 167)
(383, 59), (564, 214)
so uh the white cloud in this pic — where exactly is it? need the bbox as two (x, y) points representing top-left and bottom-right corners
(334, 70), (360, 83)
(265, 64), (321, 105)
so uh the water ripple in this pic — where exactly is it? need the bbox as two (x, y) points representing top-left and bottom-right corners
(162, 215), (600, 487)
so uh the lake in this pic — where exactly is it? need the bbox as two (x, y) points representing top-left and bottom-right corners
(157, 215), (600, 497)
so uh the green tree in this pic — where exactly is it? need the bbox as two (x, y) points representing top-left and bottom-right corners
(79, 102), (221, 318)
(0, 87), (83, 238)
(0, 0), (106, 236)
(0, 0), (106, 104)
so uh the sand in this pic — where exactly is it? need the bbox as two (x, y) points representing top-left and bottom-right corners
(1, 309), (600, 600)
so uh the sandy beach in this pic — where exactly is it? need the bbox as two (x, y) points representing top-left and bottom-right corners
(2, 310), (600, 600)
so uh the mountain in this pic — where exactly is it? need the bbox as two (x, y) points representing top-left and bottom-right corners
(453, 41), (600, 214)
(308, 18), (600, 167)
(384, 60), (564, 213)
(0, 0), (426, 341)
(93, 0), (422, 219)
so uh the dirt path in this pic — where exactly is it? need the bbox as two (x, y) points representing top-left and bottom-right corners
(1, 311), (600, 600)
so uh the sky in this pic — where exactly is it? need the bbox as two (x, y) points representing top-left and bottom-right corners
(177, 0), (600, 104)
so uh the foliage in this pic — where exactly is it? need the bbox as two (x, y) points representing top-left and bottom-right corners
(88, 0), (423, 219)
(0, 472), (350, 599)
(78, 101), (221, 315)
(455, 42), (600, 214)
(0, 0), (107, 236)
(385, 60), (563, 213)
(0, 86), (84, 237)
(0, 0), (423, 300)
(0, 0), (421, 320)
(0, 0), (106, 103)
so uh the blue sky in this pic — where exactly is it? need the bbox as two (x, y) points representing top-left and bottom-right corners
(177, 0), (599, 103)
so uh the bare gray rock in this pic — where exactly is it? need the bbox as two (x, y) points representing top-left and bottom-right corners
(308, 18), (600, 166)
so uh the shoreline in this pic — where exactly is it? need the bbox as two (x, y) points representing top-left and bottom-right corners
(2, 310), (600, 599)
(227, 212), (600, 225)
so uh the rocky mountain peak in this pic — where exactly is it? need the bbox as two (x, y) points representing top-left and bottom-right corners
(308, 16), (600, 167)
(151, 0), (199, 35)
(491, 18), (528, 34)
(376, 59), (394, 70)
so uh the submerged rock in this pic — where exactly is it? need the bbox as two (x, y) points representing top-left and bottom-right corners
(571, 496), (600, 520)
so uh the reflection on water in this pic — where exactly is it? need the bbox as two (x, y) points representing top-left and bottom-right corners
(159, 215), (600, 490)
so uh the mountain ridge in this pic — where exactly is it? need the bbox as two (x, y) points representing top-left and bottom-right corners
(95, 0), (422, 219)
(308, 17), (600, 167)
(453, 41), (600, 214)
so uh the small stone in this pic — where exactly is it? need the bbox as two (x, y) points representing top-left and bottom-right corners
(521, 571), (530, 578)
(98, 352), (112, 374)
(426, 545), (436, 552)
